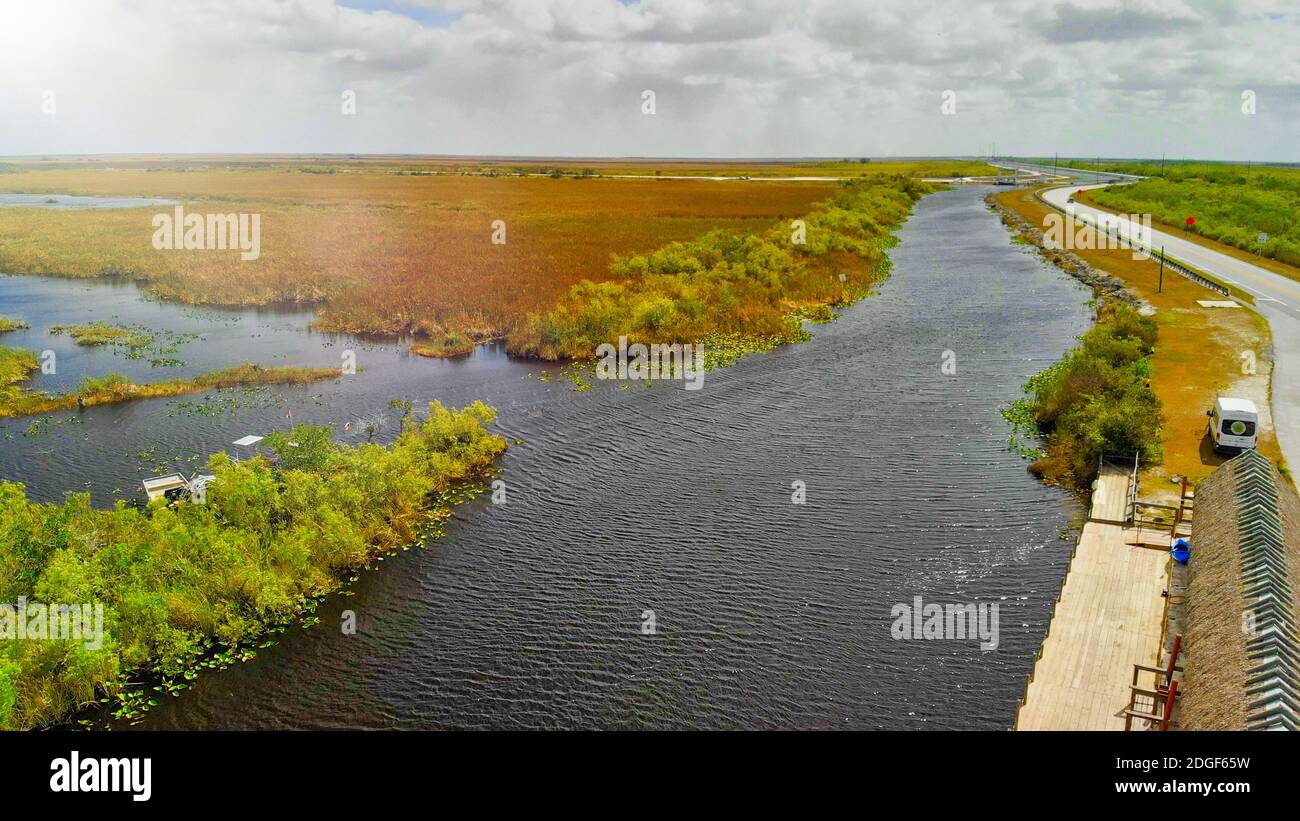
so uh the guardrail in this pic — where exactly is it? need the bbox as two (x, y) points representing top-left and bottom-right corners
(1098, 452), (1140, 525)
(1145, 247), (1229, 298)
(1004, 160), (1146, 181)
(1030, 186), (1255, 305)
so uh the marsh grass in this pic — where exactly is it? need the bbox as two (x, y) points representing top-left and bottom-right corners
(507, 176), (928, 360)
(0, 346), (39, 389)
(411, 330), (476, 358)
(0, 359), (340, 419)
(0, 166), (841, 341)
(50, 322), (151, 348)
(0, 160), (976, 351)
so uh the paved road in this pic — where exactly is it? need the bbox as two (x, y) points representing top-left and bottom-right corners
(1001, 161), (1300, 471)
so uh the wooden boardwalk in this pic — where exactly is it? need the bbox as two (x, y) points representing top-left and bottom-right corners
(1089, 464), (1132, 524)
(1015, 468), (1170, 730)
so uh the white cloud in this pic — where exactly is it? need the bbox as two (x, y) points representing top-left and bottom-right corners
(0, 0), (1296, 160)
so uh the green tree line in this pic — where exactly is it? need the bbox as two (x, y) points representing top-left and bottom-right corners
(1082, 162), (1300, 269)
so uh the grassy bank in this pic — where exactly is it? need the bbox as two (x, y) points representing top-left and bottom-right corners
(507, 176), (928, 360)
(0, 401), (507, 730)
(1004, 303), (1163, 488)
(0, 356), (341, 419)
(992, 186), (1282, 488)
(0, 317), (29, 334)
(0, 347), (39, 390)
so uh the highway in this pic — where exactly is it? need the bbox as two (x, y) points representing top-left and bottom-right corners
(1001, 161), (1300, 471)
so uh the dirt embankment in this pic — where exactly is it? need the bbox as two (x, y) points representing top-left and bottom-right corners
(986, 192), (1146, 311)
(989, 187), (1281, 497)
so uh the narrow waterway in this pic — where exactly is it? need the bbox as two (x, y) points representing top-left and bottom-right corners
(1, 185), (1093, 729)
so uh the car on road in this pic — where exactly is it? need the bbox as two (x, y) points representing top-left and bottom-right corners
(1207, 397), (1260, 455)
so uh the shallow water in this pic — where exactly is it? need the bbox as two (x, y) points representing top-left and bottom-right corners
(0, 185), (1093, 729)
(0, 193), (177, 210)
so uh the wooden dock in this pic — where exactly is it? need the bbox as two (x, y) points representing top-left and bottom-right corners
(1088, 463), (1132, 524)
(1015, 467), (1170, 730)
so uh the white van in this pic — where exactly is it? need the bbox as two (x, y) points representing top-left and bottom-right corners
(1207, 397), (1259, 455)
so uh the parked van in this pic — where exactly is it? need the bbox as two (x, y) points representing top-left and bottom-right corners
(1207, 397), (1259, 454)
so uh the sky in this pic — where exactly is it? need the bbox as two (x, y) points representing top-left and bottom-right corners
(1, 0), (1297, 161)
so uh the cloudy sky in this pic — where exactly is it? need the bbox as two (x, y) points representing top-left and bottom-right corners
(1, 0), (1296, 160)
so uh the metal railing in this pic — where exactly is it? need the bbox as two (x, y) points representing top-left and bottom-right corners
(1031, 188), (1247, 303)
(1146, 247), (1229, 297)
(1099, 451), (1140, 525)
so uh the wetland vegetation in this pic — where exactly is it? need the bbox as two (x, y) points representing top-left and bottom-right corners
(0, 157), (978, 731)
(0, 355), (340, 419)
(509, 177), (929, 359)
(0, 401), (507, 730)
(0, 159), (974, 364)
(1004, 303), (1163, 489)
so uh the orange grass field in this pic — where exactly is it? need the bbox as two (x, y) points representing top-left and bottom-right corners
(0, 159), (992, 345)
(0, 165), (832, 336)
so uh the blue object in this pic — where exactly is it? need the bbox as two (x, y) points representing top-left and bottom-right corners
(1172, 539), (1190, 564)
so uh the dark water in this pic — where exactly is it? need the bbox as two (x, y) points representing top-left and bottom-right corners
(1, 185), (1093, 729)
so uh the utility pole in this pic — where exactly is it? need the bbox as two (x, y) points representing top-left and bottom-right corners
(1158, 246), (1165, 293)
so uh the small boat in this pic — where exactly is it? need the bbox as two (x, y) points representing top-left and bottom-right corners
(142, 434), (262, 503)
(141, 473), (189, 503)
(141, 472), (218, 504)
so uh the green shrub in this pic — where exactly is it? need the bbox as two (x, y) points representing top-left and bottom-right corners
(265, 424), (335, 472)
(1008, 304), (1163, 488)
(635, 297), (676, 331)
(0, 401), (506, 729)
